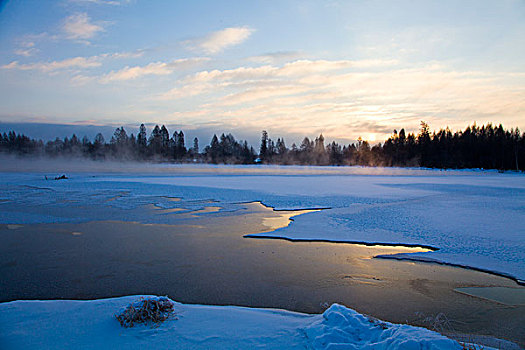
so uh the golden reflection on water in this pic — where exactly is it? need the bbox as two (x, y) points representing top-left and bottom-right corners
(241, 201), (432, 258)
(160, 196), (182, 202)
(261, 209), (320, 233)
(145, 203), (223, 216)
(188, 206), (222, 215)
(146, 203), (186, 213)
(2, 200), (524, 344)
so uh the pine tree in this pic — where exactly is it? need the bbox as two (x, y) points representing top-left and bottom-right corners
(328, 141), (343, 165)
(149, 125), (161, 156)
(93, 133), (106, 159)
(137, 123), (147, 157)
(177, 131), (186, 158)
(259, 130), (268, 162)
(192, 137), (199, 158)
(209, 134), (220, 163)
(160, 125), (170, 157)
(314, 134), (328, 165)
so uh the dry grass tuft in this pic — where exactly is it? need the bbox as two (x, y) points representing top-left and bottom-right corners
(116, 296), (175, 328)
(460, 342), (484, 350)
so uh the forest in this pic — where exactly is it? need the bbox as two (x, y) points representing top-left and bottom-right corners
(1, 121), (524, 171)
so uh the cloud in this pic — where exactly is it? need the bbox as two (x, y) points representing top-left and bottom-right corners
(13, 41), (39, 57)
(158, 59), (399, 100)
(1, 56), (101, 72)
(278, 59), (398, 76)
(247, 51), (304, 64)
(1, 50), (143, 74)
(14, 48), (38, 57)
(63, 13), (104, 41)
(100, 62), (173, 82)
(219, 84), (311, 106)
(22, 41), (36, 48)
(70, 74), (96, 86)
(178, 59), (398, 85)
(158, 83), (214, 100)
(99, 58), (210, 83)
(100, 50), (145, 59)
(154, 59), (525, 142)
(185, 27), (254, 54)
(69, 0), (129, 5)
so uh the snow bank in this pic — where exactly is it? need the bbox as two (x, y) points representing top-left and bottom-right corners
(305, 304), (459, 350)
(0, 296), (462, 350)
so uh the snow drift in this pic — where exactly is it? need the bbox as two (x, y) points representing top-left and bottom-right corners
(0, 296), (463, 349)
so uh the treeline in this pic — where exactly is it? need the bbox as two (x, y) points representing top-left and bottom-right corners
(0, 124), (257, 164)
(0, 122), (524, 171)
(257, 122), (524, 170)
(381, 122), (523, 170)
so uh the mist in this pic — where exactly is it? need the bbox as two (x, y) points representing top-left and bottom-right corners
(0, 154), (482, 177)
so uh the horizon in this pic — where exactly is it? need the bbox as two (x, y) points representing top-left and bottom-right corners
(3, 120), (522, 151)
(1, 0), (524, 144)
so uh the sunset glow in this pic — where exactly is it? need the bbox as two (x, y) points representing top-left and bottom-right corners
(0, 0), (524, 144)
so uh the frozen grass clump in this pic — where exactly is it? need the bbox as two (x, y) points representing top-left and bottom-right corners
(116, 296), (175, 328)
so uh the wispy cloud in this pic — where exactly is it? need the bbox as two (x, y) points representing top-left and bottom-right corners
(99, 57), (210, 83)
(100, 62), (173, 82)
(247, 51), (304, 64)
(1, 56), (101, 72)
(184, 27), (254, 54)
(69, 0), (129, 5)
(63, 13), (104, 41)
(155, 59), (525, 141)
(14, 48), (38, 57)
(219, 85), (311, 106)
(11, 13), (105, 53)
(159, 59), (399, 100)
(70, 74), (96, 86)
(1, 50), (146, 74)
(99, 50), (145, 59)
(13, 41), (39, 57)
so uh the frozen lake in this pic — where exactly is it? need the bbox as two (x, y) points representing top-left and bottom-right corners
(1, 162), (524, 344)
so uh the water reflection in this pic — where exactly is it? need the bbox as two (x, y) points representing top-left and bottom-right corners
(0, 201), (523, 344)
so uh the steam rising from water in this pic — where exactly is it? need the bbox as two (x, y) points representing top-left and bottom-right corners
(0, 155), (489, 176)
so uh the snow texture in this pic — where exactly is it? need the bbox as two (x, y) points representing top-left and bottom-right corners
(1, 165), (524, 284)
(0, 295), (463, 349)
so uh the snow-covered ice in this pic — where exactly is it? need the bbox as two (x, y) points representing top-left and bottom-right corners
(0, 295), (464, 349)
(1, 164), (524, 283)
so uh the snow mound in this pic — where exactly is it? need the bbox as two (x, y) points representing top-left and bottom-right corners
(305, 304), (459, 349)
(0, 296), (464, 349)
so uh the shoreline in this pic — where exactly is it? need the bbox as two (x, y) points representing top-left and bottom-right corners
(2, 295), (521, 349)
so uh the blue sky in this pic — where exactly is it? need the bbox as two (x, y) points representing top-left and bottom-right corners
(1, 0), (524, 144)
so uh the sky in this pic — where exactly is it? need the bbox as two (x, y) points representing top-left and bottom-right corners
(0, 0), (524, 145)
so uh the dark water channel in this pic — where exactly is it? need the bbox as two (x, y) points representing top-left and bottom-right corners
(1, 202), (523, 345)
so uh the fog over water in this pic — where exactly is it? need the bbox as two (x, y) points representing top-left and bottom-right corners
(0, 155), (492, 176)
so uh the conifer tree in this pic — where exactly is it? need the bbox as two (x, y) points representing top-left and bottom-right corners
(192, 137), (199, 157)
(137, 123), (147, 156)
(259, 130), (268, 162)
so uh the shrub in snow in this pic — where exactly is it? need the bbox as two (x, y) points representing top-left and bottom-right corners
(116, 296), (175, 328)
